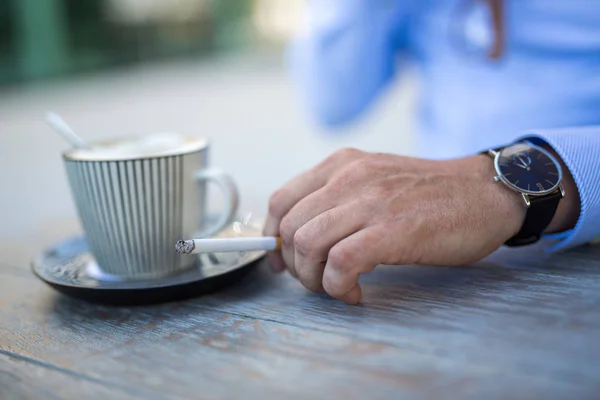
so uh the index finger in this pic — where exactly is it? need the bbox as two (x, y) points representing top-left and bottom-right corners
(263, 148), (365, 236)
(263, 172), (327, 236)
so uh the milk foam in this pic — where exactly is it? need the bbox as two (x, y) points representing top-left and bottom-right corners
(65, 132), (207, 161)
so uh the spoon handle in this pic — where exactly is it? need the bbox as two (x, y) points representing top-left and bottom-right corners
(45, 112), (87, 149)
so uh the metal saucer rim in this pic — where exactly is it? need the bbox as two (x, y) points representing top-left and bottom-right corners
(29, 218), (268, 305)
(30, 243), (266, 291)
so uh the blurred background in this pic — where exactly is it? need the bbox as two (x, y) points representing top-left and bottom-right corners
(0, 0), (416, 266)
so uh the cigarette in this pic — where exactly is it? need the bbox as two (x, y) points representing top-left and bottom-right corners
(175, 236), (282, 255)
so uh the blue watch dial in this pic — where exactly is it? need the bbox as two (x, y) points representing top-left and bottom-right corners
(496, 143), (561, 194)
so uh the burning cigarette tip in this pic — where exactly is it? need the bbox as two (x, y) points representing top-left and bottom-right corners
(175, 239), (195, 254)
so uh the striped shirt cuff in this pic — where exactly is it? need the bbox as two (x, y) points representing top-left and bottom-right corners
(516, 126), (600, 252)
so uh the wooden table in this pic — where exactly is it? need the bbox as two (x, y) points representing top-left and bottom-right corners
(2, 240), (600, 399)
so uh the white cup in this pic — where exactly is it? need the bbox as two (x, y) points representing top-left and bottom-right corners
(62, 132), (239, 280)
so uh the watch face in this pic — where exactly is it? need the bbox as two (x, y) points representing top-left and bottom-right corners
(495, 143), (562, 195)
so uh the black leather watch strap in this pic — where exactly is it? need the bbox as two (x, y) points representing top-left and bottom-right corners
(504, 190), (562, 246)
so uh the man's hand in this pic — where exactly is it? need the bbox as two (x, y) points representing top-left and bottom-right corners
(263, 148), (534, 304)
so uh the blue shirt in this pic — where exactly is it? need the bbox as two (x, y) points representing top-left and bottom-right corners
(287, 0), (600, 252)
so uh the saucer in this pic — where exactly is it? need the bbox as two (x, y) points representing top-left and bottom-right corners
(31, 219), (267, 306)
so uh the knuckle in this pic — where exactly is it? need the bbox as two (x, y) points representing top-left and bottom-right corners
(322, 147), (363, 169)
(293, 229), (314, 258)
(322, 272), (346, 297)
(332, 147), (362, 161)
(351, 157), (373, 171)
(332, 166), (355, 183)
(314, 210), (336, 235)
(279, 216), (296, 245)
(268, 188), (288, 218)
(327, 246), (355, 272)
(339, 157), (375, 180)
(330, 164), (363, 189)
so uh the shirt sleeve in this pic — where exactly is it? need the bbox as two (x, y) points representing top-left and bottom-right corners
(515, 126), (600, 252)
(286, 0), (413, 128)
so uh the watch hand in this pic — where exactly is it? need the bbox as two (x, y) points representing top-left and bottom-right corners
(513, 162), (528, 169)
(517, 156), (529, 168)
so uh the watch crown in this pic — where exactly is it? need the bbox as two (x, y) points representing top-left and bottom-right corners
(494, 175), (501, 182)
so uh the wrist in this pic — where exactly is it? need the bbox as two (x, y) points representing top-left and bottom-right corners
(465, 154), (527, 241)
(468, 142), (580, 242)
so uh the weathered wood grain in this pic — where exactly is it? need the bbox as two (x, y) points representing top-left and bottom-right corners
(1, 243), (600, 398)
(1, 269), (478, 400)
(0, 351), (144, 400)
(1, 271), (453, 399)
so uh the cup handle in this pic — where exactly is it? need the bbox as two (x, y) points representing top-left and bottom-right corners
(194, 167), (240, 238)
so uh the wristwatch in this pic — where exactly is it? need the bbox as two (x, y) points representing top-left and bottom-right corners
(483, 141), (565, 246)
